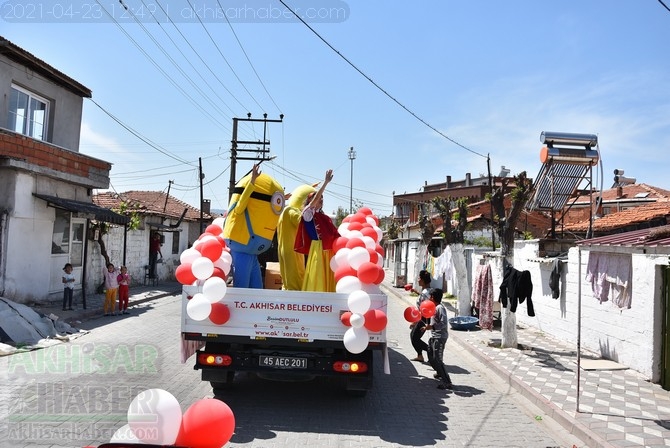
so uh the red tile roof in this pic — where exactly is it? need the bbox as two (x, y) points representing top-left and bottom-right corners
(93, 191), (210, 221)
(564, 201), (670, 232)
(572, 183), (670, 204)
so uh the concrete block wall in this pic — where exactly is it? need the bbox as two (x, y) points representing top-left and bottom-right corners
(510, 240), (668, 382)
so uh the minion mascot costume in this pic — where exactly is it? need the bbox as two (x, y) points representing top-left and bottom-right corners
(223, 164), (284, 288)
(277, 184), (317, 290)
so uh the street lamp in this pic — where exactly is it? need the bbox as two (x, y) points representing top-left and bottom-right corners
(348, 146), (356, 214)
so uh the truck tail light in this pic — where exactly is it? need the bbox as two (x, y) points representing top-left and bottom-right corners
(333, 361), (368, 374)
(198, 353), (233, 367)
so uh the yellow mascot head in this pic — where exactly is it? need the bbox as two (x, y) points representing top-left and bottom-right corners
(223, 172), (284, 255)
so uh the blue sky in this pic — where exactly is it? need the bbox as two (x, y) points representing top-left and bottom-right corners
(3, 1), (669, 217)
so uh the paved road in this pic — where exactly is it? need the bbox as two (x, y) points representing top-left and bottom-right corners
(1, 291), (583, 447)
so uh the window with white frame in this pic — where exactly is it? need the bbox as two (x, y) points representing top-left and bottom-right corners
(7, 85), (49, 141)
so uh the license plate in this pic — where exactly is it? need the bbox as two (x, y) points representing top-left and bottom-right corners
(259, 355), (307, 369)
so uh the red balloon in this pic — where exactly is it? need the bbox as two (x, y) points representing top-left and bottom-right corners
(340, 311), (352, 326)
(375, 244), (385, 258)
(358, 207), (373, 216)
(175, 398), (235, 448)
(346, 238), (365, 249)
(374, 267), (386, 285)
(350, 212), (367, 223)
(364, 309), (387, 332)
(176, 263), (197, 285)
(216, 236), (227, 248)
(332, 236), (349, 252)
(404, 306), (421, 323)
(420, 300), (436, 318)
(366, 248), (379, 264)
(335, 265), (357, 282)
(357, 262), (379, 284)
(209, 303), (230, 325)
(342, 215), (351, 223)
(361, 226), (378, 242)
(347, 222), (364, 232)
(206, 224), (222, 236)
(211, 267), (227, 280)
(200, 239), (223, 262)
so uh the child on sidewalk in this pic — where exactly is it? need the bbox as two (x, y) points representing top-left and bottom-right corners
(103, 262), (120, 316)
(62, 263), (75, 311)
(424, 288), (454, 390)
(117, 266), (131, 314)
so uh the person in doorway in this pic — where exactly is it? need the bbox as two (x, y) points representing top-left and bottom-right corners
(424, 288), (454, 390)
(103, 262), (120, 316)
(294, 169), (340, 292)
(409, 270), (432, 362)
(117, 266), (131, 314)
(62, 263), (75, 311)
(149, 232), (162, 278)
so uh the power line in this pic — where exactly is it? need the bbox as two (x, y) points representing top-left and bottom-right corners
(659, 0), (670, 13)
(216, 0), (283, 115)
(186, 0), (267, 113)
(95, 0), (230, 132)
(278, 0), (487, 159)
(87, 98), (194, 165)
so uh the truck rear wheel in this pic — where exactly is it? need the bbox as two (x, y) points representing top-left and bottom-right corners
(210, 371), (236, 396)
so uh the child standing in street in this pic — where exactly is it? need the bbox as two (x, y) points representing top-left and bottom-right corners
(117, 266), (131, 314)
(424, 288), (454, 390)
(62, 263), (75, 311)
(103, 262), (120, 316)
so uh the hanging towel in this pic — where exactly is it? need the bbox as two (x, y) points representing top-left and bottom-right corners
(471, 263), (494, 330)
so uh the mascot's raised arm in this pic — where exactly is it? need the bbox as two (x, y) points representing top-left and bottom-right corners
(223, 163), (284, 288)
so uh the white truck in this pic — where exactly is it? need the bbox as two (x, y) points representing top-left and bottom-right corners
(180, 285), (389, 397)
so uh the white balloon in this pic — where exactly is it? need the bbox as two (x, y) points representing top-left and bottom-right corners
(361, 236), (376, 250)
(349, 312), (365, 328)
(191, 257), (214, 280)
(348, 230), (364, 240)
(212, 217), (226, 228)
(127, 388), (182, 445)
(336, 276), (362, 294)
(373, 225), (383, 242)
(338, 223), (351, 236)
(202, 277), (227, 303)
(366, 216), (377, 227)
(334, 248), (351, 270)
(186, 293), (212, 320)
(110, 424), (140, 443)
(329, 255), (340, 273)
(348, 290), (371, 314)
(180, 248), (201, 264)
(214, 251), (233, 276)
(343, 327), (369, 354)
(347, 246), (370, 270)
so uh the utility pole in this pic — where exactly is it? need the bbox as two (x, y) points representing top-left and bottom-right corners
(199, 158), (205, 233)
(348, 146), (356, 214)
(229, 113), (284, 201)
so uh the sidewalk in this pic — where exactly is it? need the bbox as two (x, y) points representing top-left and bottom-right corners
(33, 280), (182, 325)
(380, 271), (670, 448)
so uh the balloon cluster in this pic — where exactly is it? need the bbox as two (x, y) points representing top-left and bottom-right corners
(176, 218), (232, 324)
(104, 388), (235, 448)
(403, 300), (437, 323)
(332, 207), (388, 354)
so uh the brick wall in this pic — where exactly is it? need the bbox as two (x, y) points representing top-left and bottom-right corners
(0, 129), (111, 178)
